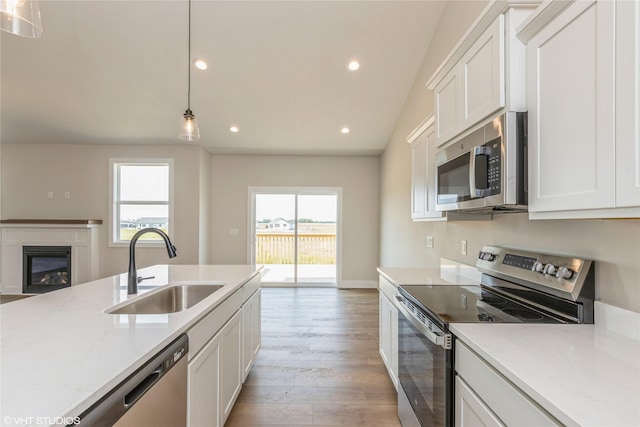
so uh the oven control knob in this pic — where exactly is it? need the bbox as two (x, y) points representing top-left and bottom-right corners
(532, 261), (545, 273)
(543, 264), (557, 276)
(479, 251), (496, 261)
(556, 266), (574, 280)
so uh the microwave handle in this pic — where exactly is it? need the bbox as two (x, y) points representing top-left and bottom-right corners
(469, 146), (491, 198)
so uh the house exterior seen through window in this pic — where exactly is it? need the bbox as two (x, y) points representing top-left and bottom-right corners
(110, 160), (172, 244)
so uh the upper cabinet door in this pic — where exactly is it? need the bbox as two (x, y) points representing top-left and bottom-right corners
(411, 135), (428, 219)
(408, 116), (445, 221)
(461, 15), (506, 130)
(527, 0), (616, 212)
(428, 4), (532, 148)
(434, 69), (461, 146)
(616, 0), (640, 207)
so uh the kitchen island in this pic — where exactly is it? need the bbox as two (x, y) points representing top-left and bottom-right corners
(0, 264), (261, 426)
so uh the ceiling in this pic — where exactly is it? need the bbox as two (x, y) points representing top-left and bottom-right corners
(1, 1), (445, 155)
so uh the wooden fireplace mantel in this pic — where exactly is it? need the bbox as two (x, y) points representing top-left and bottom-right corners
(0, 219), (102, 225)
(1, 220), (101, 293)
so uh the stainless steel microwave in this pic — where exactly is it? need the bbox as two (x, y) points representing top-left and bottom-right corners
(435, 112), (527, 213)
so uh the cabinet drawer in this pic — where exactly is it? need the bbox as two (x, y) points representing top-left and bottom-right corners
(378, 276), (398, 305)
(242, 273), (260, 303)
(456, 341), (560, 426)
(188, 289), (242, 360)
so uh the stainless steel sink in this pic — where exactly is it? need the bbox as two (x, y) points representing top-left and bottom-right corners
(106, 283), (224, 314)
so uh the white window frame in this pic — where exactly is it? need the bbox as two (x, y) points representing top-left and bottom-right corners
(247, 186), (343, 286)
(109, 158), (174, 247)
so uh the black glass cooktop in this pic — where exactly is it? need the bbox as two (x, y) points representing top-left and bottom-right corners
(398, 284), (562, 328)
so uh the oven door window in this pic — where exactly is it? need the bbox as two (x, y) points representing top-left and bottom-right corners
(398, 310), (450, 427)
(437, 153), (471, 204)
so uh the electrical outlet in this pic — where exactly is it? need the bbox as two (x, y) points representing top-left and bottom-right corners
(64, 192), (71, 199)
(461, 240), (468, 255)
(426, 236), (434, 248)
(47, 191), (54, 199)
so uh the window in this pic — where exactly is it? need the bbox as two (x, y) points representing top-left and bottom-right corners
(110, 159), (173, 245)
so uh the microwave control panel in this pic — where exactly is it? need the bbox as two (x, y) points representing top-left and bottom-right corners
(477, 138), (501, 194)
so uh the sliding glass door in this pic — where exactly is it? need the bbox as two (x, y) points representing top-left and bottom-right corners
(250, 188), (340, 285)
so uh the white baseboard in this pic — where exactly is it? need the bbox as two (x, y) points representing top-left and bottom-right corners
(338, 280), (377, 289)
(595, 301), (640, 341)
(258, 280), (376, 289)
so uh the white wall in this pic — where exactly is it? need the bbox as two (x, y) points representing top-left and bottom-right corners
(209, 155), (379, 285)
(379, 1), (640, 313)
(198, 150), (212, 264)
(1, 143), (208, 279)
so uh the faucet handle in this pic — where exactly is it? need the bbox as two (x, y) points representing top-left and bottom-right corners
(137, 276), (155, 283)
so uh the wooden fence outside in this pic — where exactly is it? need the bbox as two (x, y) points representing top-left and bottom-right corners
(256, 233), (336, 264)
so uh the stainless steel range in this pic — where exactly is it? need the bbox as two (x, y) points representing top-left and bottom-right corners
(395, 246), (595, 427)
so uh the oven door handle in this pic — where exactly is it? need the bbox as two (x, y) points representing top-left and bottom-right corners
(395, 294), (452, 350)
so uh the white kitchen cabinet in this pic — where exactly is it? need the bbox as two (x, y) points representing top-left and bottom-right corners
(409, 115), (446, 221)
(434, 69), (461, 146)
(242, 288), (261, 381)
(428, 4), (532, 147)
(455, 341), (560, 426)
(378, 275), (398, 389)
(411, 133), (428, 219)
(525, 0), (615, 214)
(220, 310), (243, 424)
(615, 0), (640, 207)
(460, 15), (505, 130)
(521, 0), (640, 218)
(455, 377), (504, 427)
(186, 276), (261, 426)
(188, 330), (222, 427)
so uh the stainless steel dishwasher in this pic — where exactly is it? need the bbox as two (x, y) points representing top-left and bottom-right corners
(75, 334), (188, 427)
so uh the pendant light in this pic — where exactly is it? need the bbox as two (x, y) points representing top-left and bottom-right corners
(179, 0), (200, 141)
(0, 0), (43, 38)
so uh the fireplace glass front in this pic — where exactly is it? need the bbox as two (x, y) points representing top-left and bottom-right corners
(23, 246), (72, 293)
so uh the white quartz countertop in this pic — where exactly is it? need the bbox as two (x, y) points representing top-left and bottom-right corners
(0, 265), (261, 426)
(451, 323), (640, 427)
(377, 262), (481, 287)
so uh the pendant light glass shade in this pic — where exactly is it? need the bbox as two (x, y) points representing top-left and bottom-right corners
(179, 0), (200, 142)
(179, 109), (200, 141)
(0, 0), (42, 38)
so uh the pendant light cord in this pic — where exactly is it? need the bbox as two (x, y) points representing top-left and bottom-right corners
(187, 0), (192, 112)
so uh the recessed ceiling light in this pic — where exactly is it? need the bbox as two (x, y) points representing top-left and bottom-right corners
(229, 126), (239, 133)
(193, 58), (208, 70)
(347, 60), (360, 71)
(340, 127), (350, 134)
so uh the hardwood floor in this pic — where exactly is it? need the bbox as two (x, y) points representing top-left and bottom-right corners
(225, 287), (401, 427)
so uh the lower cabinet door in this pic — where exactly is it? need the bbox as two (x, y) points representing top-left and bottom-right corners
(242, 289), (262, 381)
(378, 290), (398, 388)
(455, 376), (504, 427)
(221, 310), (243, 424)
(188, 332), (222, 427)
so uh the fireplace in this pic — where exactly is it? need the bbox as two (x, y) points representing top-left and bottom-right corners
(23, 246), (72, 294)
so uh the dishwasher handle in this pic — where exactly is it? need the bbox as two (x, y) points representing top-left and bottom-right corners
(123, 364), (164, 408)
